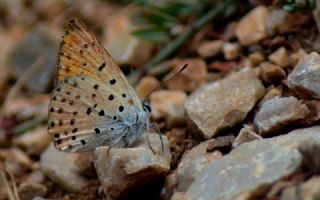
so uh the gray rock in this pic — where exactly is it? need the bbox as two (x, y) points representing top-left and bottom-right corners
(94, 133), (171, 200)
(185, 67), (265, 139)
(10, 24), (58, 93)
(180, 126), (320, 200)
(254, 96), (310, 135)
(288, 52), (320, 99)
(40, 144), (90, 192)
(281, 176), (320, 200)
(163, 140), (222, 200)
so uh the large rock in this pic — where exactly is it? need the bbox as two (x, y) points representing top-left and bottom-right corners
(94, 133), (171, 200)
(288, 52), (320, 99)
(178, 126), (320, 200)
(235, 6), (269, 45)
(185, 67), (265, 139)
(254, 96), (310, 135)
(163, 140), (222, 200)
(40, 144), (91, 192)
(10, 24), (58, 93)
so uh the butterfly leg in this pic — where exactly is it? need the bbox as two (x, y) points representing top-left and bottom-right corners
(146, 122), (156, 154)
(107, 128), (129, 156)
(150, 123), (164, 152)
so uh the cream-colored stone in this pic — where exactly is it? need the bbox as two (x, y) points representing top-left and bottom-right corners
(104, 11), (154, 67)
(235, 6), (268, 45)
(248, 51), (265, 67)
(223, 42), (241, 60)
(268, 47), (289, 68)
(14, 126), (51, 156)
(196, 40), (223, 58)
(94, 133), (171, 200)
(150, 90), (187, 120)
(135, 76), (160, 100)
(40, 144), (90, 192)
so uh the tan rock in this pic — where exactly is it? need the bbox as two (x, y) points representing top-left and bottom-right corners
(268, 47), (289, 68)
(232, 125), (262, 148)
(13, 126), (51, 156)
(150, 90), (187, 120)
(135, 76), (160, 100)
(206, 135), (235, 152)
(223, 42), (241, 60)
(40, 144), (90, 192)
(94, 133), (171, 200)
(197, 40), (223, 58)
(26, 170), (46, 184)
(259, 62), (286, 83)
(185, 67), (265, 139)
(166, 103), (185, 128)
(18, 182), (47, 200)
(104, 11), (154, 67)
(261, 87), (283, 102)
(248, 51), (265, 66)
(165, 58), (207, 92)
(235, 6), (269, 45)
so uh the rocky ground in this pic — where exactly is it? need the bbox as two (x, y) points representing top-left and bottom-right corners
(1, 0), (320, 200)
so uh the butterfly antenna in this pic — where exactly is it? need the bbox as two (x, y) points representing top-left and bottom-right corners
(144, 64), (188, 102)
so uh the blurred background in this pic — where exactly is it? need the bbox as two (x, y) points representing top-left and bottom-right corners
(0, 0), (319, 199)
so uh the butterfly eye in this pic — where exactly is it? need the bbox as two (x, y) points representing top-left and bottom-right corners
(143, 103), (152, 113)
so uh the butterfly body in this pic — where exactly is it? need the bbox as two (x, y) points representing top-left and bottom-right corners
(48, 19), (157, 153)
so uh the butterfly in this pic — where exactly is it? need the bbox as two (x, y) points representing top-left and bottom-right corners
(48, 19), (163, 153)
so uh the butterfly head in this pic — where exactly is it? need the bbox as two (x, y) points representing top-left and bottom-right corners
(142, 102), (152, 115)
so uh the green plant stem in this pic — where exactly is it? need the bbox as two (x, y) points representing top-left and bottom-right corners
(129, 0), (235, 85)
(12, 116), (47, 135)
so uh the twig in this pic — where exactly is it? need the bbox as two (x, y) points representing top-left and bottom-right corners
(129, 0), (233, 85)
(11, 116), (47, 135)
(0, 171), (16, 200)
(5, 170), (20, 200)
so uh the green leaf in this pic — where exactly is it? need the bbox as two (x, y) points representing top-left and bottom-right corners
(132, 28), (170, 43)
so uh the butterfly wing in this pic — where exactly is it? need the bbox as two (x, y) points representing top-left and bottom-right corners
(48, 76), (137, 152)
(48, 19), (147, 152)
(56, 19), (142, 112)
